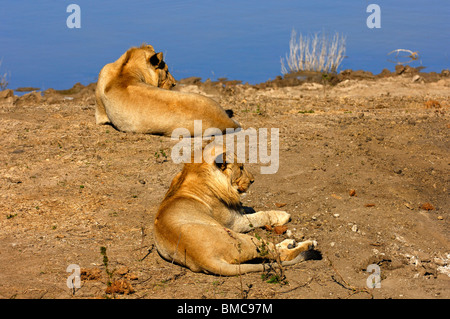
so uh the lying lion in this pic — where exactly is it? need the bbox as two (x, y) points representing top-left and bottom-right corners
(154, 146), (317, 276)
(95, 44), (240, 136)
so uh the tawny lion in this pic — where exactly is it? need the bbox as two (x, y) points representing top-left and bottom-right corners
(154, 146), (317, 276)
(95, 44), (240, 136)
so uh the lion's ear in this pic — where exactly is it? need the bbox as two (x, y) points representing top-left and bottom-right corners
(149, 52), (164, 67)
(214, 152), (228, 171)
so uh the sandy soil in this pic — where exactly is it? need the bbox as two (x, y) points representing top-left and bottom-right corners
(0, 70), (449, 299)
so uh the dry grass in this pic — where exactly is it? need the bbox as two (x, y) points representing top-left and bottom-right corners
(281, 29), (346, 75)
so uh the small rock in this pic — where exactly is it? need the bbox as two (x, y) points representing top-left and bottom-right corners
(395, 65), (406, 75)
(412, 74), (421, 82)
(394, 168), (403, 174)
(273, 225), (288, 235)
(420, 202), (435, 211)
(416, 251), (431, 262)
(349, 189), (357, 197)
(0, 89), (14, 99)
(126, 273), (139, 281)
(434, 258), (447, 267)
(116, 266), (129, 276)
(351, 225), (358, 232)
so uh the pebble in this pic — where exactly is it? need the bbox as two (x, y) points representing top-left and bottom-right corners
(351, 225), (358, 232)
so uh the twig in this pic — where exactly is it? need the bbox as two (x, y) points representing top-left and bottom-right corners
(388, 49), (419, 60)
(387, 49), (419, 65)
(280, 276), (314, 294)
(327, 257), (373, 298)
(140, 244), (154, 261)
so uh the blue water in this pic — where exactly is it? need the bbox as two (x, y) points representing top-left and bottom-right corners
(1, 0), (449, 90)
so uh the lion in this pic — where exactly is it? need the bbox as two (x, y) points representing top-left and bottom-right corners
(153, 146), (317, 276)
(95, 44), (240, 136)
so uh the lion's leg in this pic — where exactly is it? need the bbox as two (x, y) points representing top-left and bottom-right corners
(234, 234), (317, 263)
(277, 239), (317, 261)
(230, 210), (290, 233)
(95, 96), (111, 125)
(165, 224), (316, 276)
(203, 233), (317, 275)
(167, 225), (268, 274)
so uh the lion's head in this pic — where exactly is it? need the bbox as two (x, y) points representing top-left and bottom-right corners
(163, 150), (255, 208)
(118, 44), (176, 90)
(214, 153), (255, 195)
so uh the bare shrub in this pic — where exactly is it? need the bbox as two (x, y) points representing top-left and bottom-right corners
(0, 59), (9, 90)
(281, 29), (346, 75)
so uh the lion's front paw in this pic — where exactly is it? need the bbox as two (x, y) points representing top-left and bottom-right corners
(266, 211), (291, 226)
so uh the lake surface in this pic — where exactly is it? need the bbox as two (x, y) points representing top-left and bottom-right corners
(1, 0), (449, 90)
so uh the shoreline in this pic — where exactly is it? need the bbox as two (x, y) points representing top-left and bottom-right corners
(6, 65), (450, 97)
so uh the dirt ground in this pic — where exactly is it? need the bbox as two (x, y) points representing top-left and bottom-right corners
(0, 69), (449, 299)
